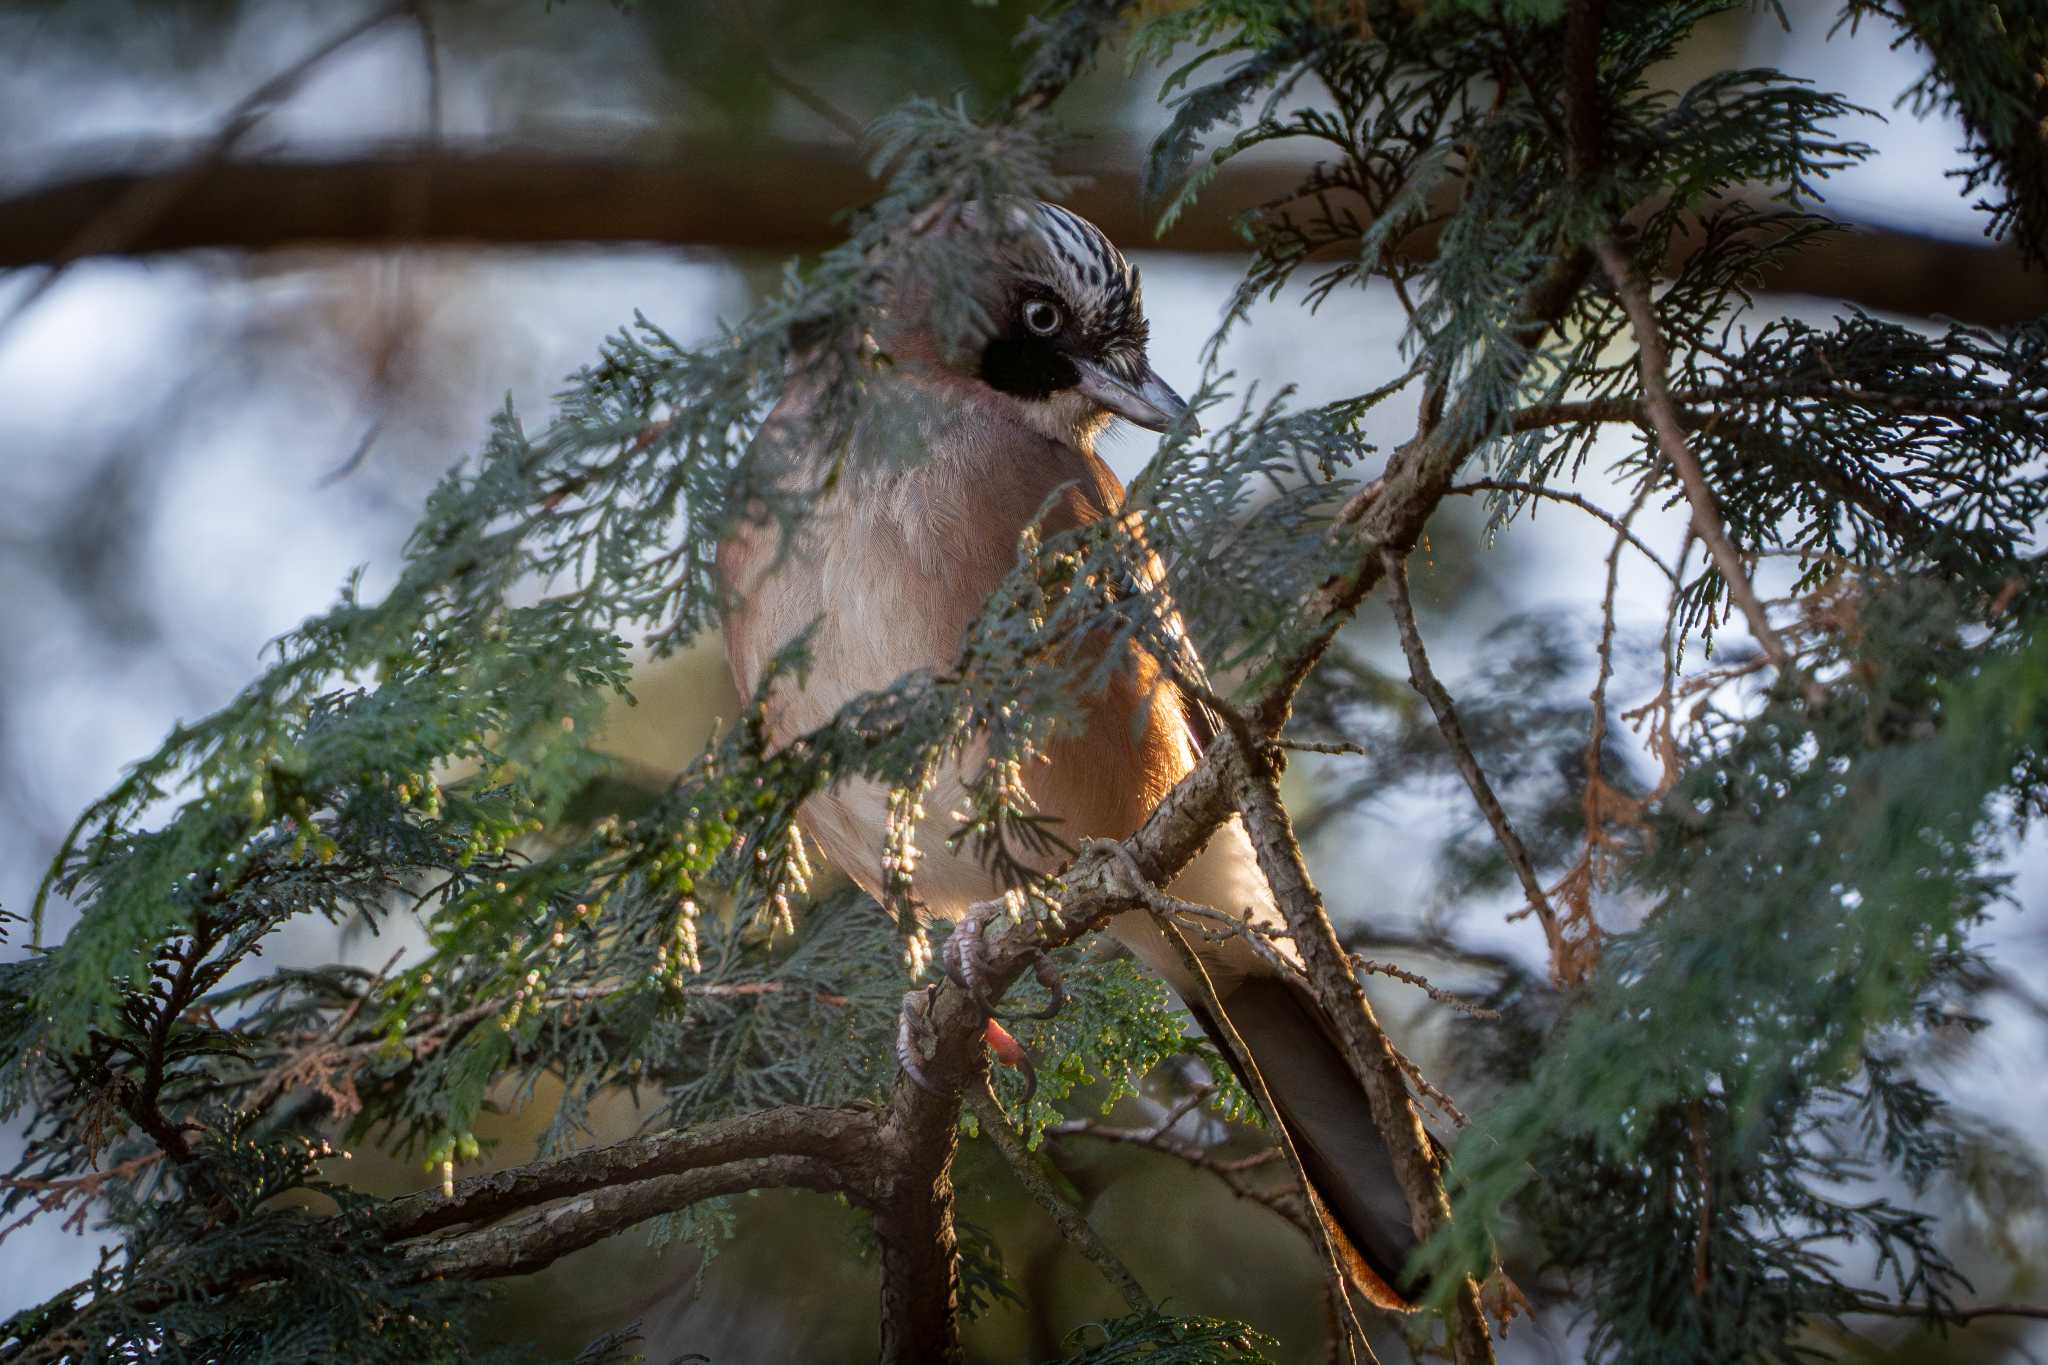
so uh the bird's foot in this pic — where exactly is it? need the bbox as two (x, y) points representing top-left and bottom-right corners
(943, 914), (1069, 1024)
(933, 909), (1056, 1105)
(895, 984), (944, 1095)
(896, 984), (1040, 1105)
(1010, 953), (1068, 1022)
(941, 912), (1004, 1016)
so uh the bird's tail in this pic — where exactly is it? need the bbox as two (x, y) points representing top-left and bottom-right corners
(1189, 975), (1423, 1311)
(1103, 824), (1426, 1309)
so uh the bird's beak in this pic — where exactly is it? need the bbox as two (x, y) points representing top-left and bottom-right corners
(1074, 357), (1198, 435)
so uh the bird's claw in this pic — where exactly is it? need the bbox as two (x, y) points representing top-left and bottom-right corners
(1010, 952), (1068, 1022)
(941, 913), (1004, 1017)
(944, 914), (1068, 1024)
(897, 984), (1042, 1107)
(919, 910), (1062, 1105)
(895, 985), (944, 1095)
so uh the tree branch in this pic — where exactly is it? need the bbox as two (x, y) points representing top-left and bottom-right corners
(1222, 741), (1495, 1363)
(1513, 385), (2048, 434)
(1350, 956), (1500, 1020)
(1256, 247), (1593, 734)
(967, 1081), (1153, 1315)
(1044, 1105), (1312, 1235)
(0, 147), (2039, 323)
(872, 1040), (974, 1362)
(864, 829), (1210, 1361)
(1447, 480), (1675, 581)
(715, 0), (868, 145)
(1563, 0), (1610, 185)
(1174, 238), (1606, 1365)
(399, 1155), (845, 1281)
(0, 2), (413, 339)
(375, 1104), (872, 1243)
(17, 127), (1581, 1361)
(1593, 234), (1824, 706)
(17, 207), (1574, 1365)
(0, 1111), (870, 1351)
(1844, 1296), (2048, 1324)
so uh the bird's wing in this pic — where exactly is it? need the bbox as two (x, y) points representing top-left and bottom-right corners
(1067, 459), (1425, 1312)
(1036, 444), (1216, 754)
(1099, 513), (1224, 756)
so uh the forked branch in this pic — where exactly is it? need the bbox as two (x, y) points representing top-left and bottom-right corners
(1594, 235), (1824, 705)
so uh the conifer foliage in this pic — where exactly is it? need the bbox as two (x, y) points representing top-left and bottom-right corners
(6, 2), (2048, 1361)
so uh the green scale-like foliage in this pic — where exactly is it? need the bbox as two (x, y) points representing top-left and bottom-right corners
(1048, 1310), (1279, 1363)
(1848, 0), (2048, 267)
(5, 1128), (476, 1364)
(1431, 578), (2048, 1360)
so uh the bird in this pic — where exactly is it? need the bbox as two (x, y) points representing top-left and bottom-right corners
(717, 200), (1420, 1310)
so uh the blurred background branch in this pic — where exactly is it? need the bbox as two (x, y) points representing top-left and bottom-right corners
(3, 143), (2045, 324)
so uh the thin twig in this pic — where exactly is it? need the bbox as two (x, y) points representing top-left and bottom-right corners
(1622, 525), (1696, 799)
(1381, 550), (1562, 962)
(1255, 247), (1592, 736)
(1594, 234), (1823, 706)
(1277, 736), (1371, 757)
(1352, 957), (1500, 1020)
(1509, 385), (2048, 437)
(1510, 395), (1641, 432)
(1845, 1298), (2048, 1324)
(967, 1081), (1153, 1315)
(1046, 1116), (1309, 1233)
(0, 1154), (164, 1248)
(1352, 930), (1527, 986)
(1500, 45), (1567, 148)
(1585, 480), (1655, 804)
(1448, 479), (1675, 580)
(1551, 476), (1657, 985)
(241, 947), (406, 1118)
(717, 0), (867, 145)
(1130, 878), (1303, 982)
(1133, 1085), (1215, 1142)
(1389, 1044), (1468, 1128)
(317, 417), (387, 487)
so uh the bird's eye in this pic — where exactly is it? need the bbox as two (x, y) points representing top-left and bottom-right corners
(1021, 299), (1064, 336)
